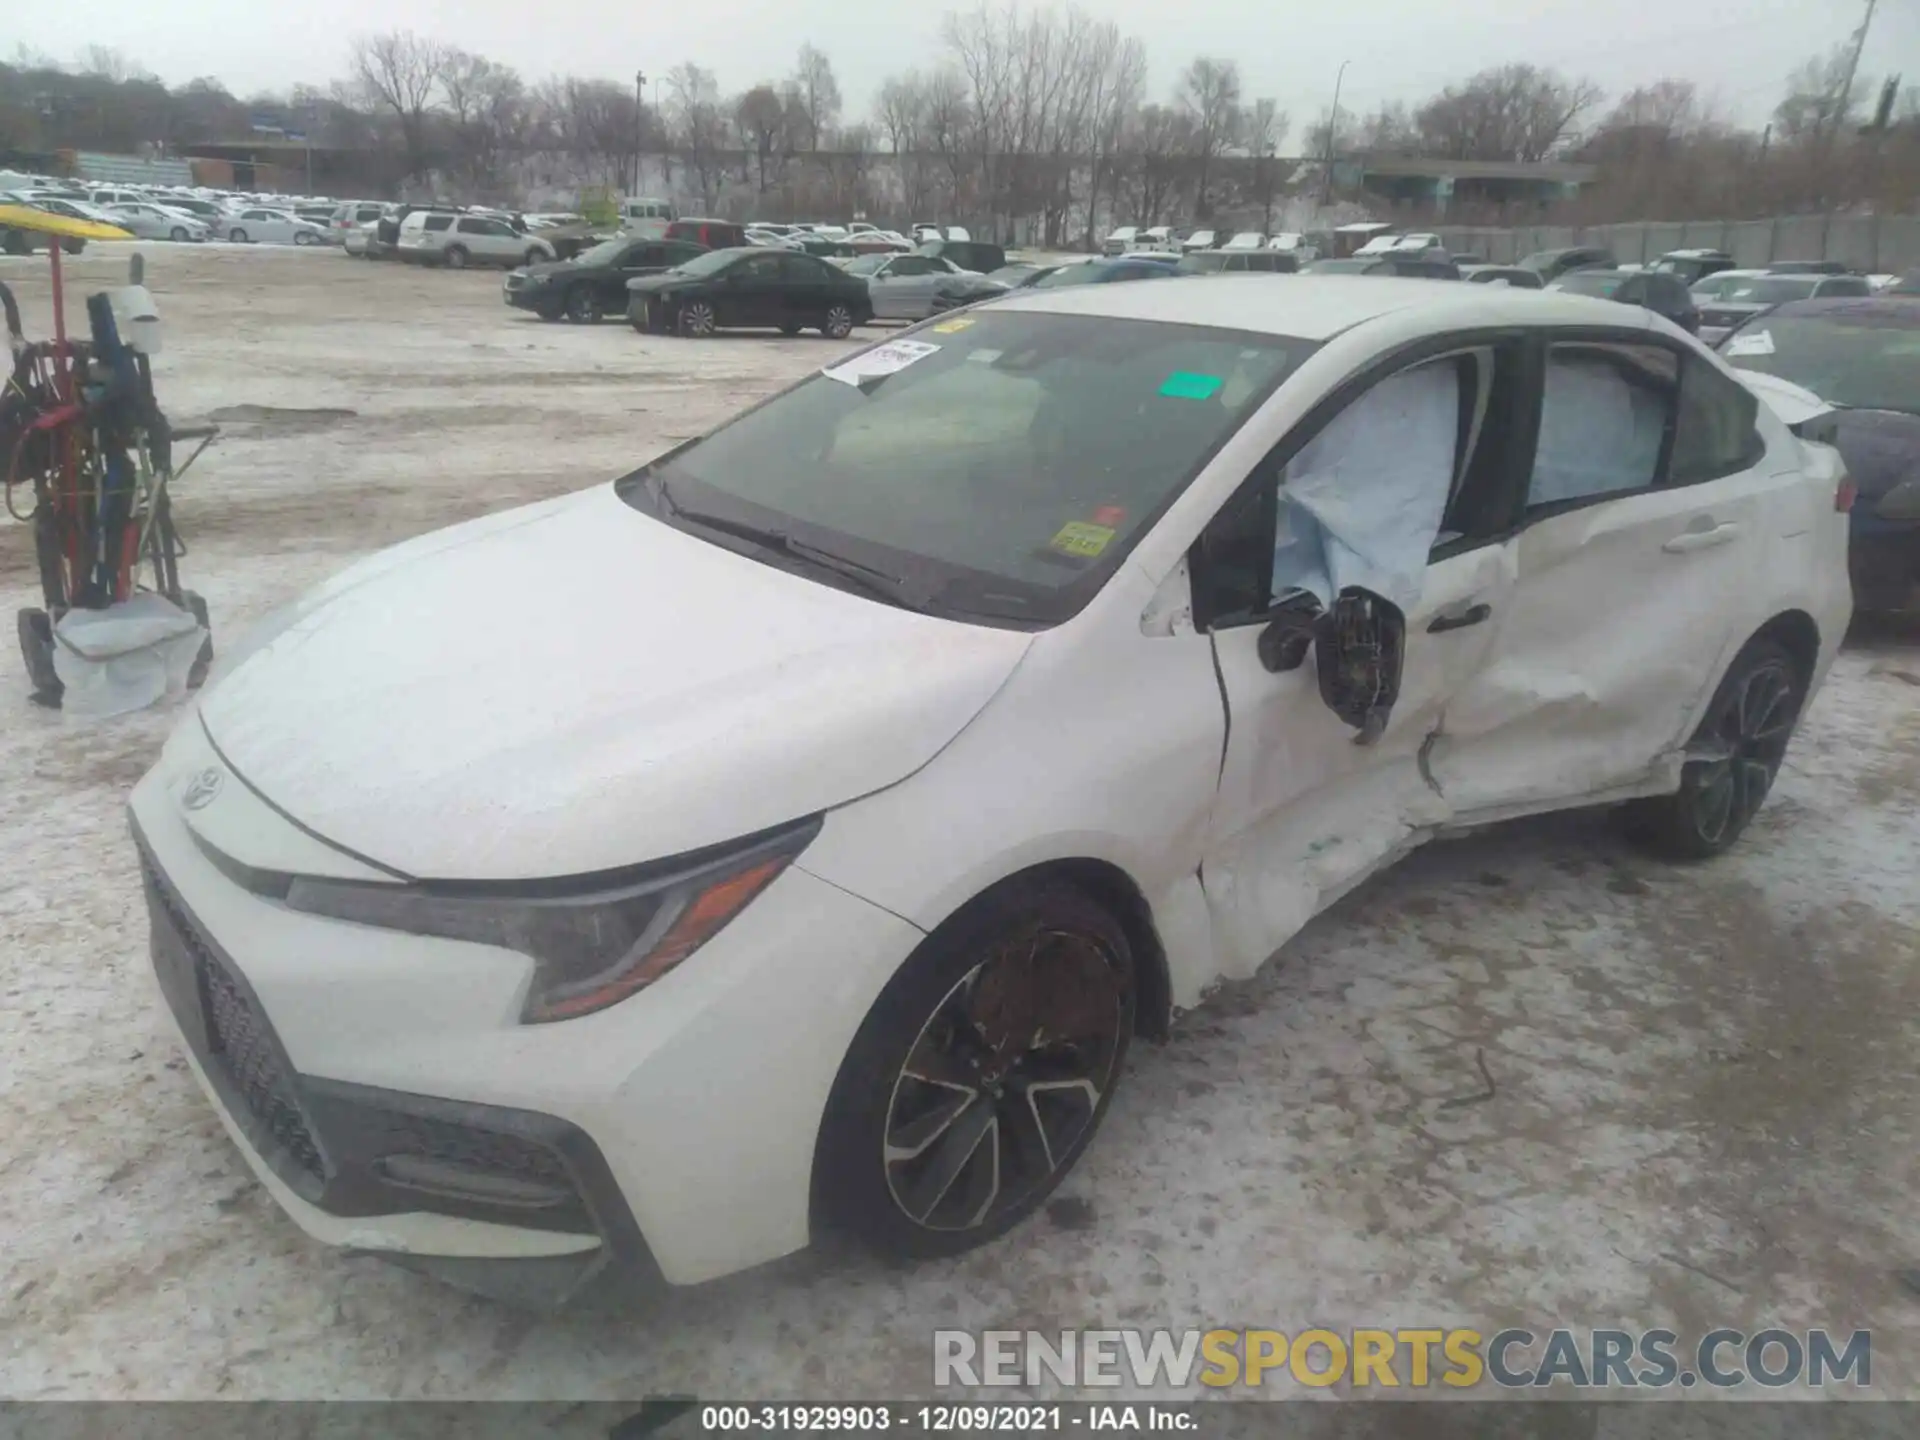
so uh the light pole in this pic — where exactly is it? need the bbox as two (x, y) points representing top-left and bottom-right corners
(634, 71), (647, 197)
(1321, 59), (1350, 207)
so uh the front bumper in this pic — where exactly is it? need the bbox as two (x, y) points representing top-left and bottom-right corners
(128, 726), (925, 1292)
(1849, 516), (1920, 611)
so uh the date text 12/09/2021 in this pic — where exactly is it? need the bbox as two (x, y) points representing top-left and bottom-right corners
(694, 1405), (1195, 1433)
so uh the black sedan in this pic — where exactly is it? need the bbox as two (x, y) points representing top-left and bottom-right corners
(506, 237), (707, 323)
(1720, 296), (1920, 611)
(626, 247), (872, 338)
(1548, 267), (1700, 334)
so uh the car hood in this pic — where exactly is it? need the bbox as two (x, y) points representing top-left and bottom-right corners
(626, 271), (695, 294)
(517, 258), (590, 281)
(197, 485), (1033, 880)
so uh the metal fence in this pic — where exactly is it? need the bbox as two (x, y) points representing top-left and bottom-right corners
(1436, 214), (1920, 275)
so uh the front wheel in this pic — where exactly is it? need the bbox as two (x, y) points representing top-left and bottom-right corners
(678, 299), (716, 337)
(1623, 636), (1804, 859)
(524, 249), (546, 268)
(565, 287), (601, 324)
(293, 231), (318, 246)
(228, 228), (248, 243)
(169, 227), (189, 242)
(821, 304), (856, 339)
(814, 882), (1134, 1260)
(443, 245), (470, 269)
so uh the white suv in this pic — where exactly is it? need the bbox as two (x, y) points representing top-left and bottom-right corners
(397, 211), (555, 269)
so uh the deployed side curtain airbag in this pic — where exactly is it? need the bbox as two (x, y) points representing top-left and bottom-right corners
(1270, 360), (1459, 611)
(1531, 354), (1668, 505)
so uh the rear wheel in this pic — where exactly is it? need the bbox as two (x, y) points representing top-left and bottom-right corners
(821, 304), (855, 339)
(293, 230), (319, 246)
(815, 882), (1134, 1260)
(444, 245), (470, 269)
(524, 249), (546, 268)
(169, 227), (189, 242)
(1624, 637), (1804, 859)
(565, 287), (602, 324)
(678, 300), (716, 337)
(228, 228), (249, 243)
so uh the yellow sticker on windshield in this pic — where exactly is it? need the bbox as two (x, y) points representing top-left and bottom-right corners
(1049, 521), (1116, 558)
(931, 317), (975, 333)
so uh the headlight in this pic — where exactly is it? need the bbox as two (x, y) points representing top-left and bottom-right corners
(1877, 478), (1920, 522)
(283, 818), (819, 1022)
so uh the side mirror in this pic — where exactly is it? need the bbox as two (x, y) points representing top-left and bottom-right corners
(1256, 591), (1323, 673)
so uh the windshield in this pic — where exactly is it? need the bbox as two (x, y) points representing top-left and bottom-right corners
(1692, 273), (1751, 300)
(619, 311), (1315, 624)
(1724, 277), (1819, 304)
(1553, 271), (1627, 297)
(1722, 312), (1920, 413)
(574, 239), (626, 266)
(669, 248), (743, 278)
(1033, 263), (1105, 288)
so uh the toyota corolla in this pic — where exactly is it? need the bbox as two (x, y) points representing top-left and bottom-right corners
(131, 279), (1852, 1306)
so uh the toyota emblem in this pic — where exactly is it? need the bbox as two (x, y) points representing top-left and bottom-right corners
(181, 767), (224, 811)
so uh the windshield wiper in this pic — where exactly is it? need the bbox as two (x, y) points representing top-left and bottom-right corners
(655, 475), (928, 611)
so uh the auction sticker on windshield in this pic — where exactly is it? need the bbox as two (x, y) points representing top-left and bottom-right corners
(1726, 330), (1775, 357)
(931, 317), (975, 333)
(824, 339), (941, 386)
(1160, 371), (1224, 400)
(1049, 521), (1116, 558)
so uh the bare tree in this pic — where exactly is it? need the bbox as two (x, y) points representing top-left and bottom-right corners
(1178, 56), (1241, 217)
(351, 30), (448, 180)
(1241, 97), (1289, 235)
(791, 44), (841, 150)
(666, 63), (729, 208)
(1412, 64), (1601, 163)
(736, 84), (787, 195)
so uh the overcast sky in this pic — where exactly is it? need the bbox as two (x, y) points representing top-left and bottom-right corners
(15, 0), (1920, 136)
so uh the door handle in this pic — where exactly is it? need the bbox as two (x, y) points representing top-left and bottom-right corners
(1662, 522), (1742, 554)
(1427, 602), (1491, 633)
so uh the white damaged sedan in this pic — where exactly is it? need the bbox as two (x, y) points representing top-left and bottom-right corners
(131, 279), (1853, 1305)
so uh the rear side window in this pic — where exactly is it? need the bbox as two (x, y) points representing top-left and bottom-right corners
(1527, 343), (1675, 512)
(1670, 358), (1764, 484)
(423, 215), (452, 232)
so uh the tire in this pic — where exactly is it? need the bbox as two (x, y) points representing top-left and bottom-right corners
(678, 299), (716, 337)
(17, 608), (61, 707)
(445, 245), (470, 269)
(814, 881), (1135, 1260)
(565, 287), (602, 324)
(821, 304), (856, 339)
(229, 228), (248, 243)
(1623, 636), (1804, 860)
(2, 229), (27, 256)
(293, 231), (318, 247)
(524, 250), (546, 269)
(169, 227), (189, 242)
(181, 591), (214, 690)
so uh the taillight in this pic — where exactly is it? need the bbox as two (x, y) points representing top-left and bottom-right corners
(1835, 476), (1857, 513)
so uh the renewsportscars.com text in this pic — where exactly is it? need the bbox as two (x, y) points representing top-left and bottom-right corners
(934, 1327), (1871, 1390)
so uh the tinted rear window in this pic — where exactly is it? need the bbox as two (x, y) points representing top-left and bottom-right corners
(423, 215), (452, 232)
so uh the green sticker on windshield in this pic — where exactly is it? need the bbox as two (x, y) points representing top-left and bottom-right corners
(1160, 371), (1223, 400)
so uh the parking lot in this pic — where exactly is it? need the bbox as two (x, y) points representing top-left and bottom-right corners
(3, 244), (1919, 1401)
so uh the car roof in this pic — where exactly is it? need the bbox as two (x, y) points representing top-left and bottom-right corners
(1001, 274), (1646, 339)
(1764, 296), (1920, 324)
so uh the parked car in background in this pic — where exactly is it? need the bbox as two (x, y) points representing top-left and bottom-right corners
(844, 252), (969, 320)
(342, 224), (383, 259)
(617, 197), (676, 235)
(1355, 231), (1444, 257)
(910, 223), (945, 243)
(1140, 225), (1177, 250)
(330, 201), (386, 244)
(398, 210), (555, 269)
(1719, 296), (1920, 611)
(1518, 245), (1616, 282)
(1305, 255), (1461, 280)
(1029, 257), (1176, 288)
(12, 194), (133, 235)
(915, 237), (1007, 274)
(850, 230), (914, 254)
(1697, 272), (1872, 346)
(1223, 232), (1267, 250)
(1175, 249), (1296, 275)
(928, 272), (1020, 313)
(130, 279), (1851, 1302)
(1458, 264), (1543, 288)
(1690, 269), (1765, 304)
(1267, 233), (1319, 261)
(85, 185), (147, 209)
(1549, 267), (1701, 333)
(506, 236), (708, 322)
(1448, 253), (1485, 267)
(1652, 249), (1737, 285)
(223, 206), (330, 246)
(1182, 229), (1220, 252)
(152, 195), (225, 223)
(1765, 260), (1853, 276)
(1102, 225), (1143, 256)
(668, 218), (751, 251)
(106, 201), (209, 242)
(626, 247), (871, 337)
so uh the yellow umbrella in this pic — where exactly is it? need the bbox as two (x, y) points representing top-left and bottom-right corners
(0, 203), (134, 241)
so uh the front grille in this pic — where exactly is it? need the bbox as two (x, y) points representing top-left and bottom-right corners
(504, 274), (525, 291)
(143, 855), (325, 1182)
(363, 1108), (571, 1191)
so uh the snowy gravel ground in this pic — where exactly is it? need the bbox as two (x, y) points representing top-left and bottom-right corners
(1, 246), (1917, 1403)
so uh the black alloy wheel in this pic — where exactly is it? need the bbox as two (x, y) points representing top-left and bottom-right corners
(817, 883), (1133, 1258)
(565, 287), (601, 324)
(822, 304), (855, 339)
(1626, 637), (1804, 859)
